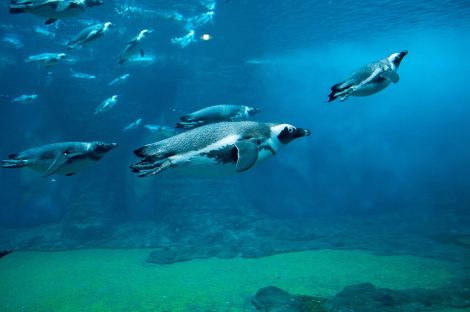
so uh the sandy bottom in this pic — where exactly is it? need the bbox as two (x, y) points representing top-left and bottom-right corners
(0, 249), (466, 312)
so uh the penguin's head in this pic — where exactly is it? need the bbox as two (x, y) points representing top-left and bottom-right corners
(138, 29), (153, 40)
(387, 50), (408, 68)
(272, 124), (311, 145)
(85, 0), (103, 7)
(103, 22), (115, 32)
(244, 106), (260, 117)
(90, 142), (118, 158)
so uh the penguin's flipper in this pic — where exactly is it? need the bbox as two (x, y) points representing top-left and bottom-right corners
(86, 30), (99, 41)
(235, 139), (259, 172)
(140, 48), (144, 57)
(354, 68), (383, 90)
(381, 70), (400, 83)
(45, 18), (58, 25)
(42, 156), (69, 177)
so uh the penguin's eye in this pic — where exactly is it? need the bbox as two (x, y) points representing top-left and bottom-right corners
(288, 127), (295, 134)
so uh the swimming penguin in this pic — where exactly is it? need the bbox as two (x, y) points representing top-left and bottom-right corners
(328, 50), (408, 102)
(130, 121), (310, 177)
(67, 22), (114, 49)
(24, 52), (68, 67)
(2, 141), (118, 177)
(9, 0), (103, 25)
(94, 95), (118, 115)
(118, 29), (153, 65)
(11, 94), (39, 104)
(176, 104), (260, 129)
(108, 73), (130, 86)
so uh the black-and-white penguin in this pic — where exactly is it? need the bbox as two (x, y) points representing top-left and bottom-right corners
(24, 52), (68, 67)
(67, 22), (114, 49)
(176, 104), (260, 129)
(118, 29), (153, 65)
(130, 121), (310, 177)
(328, 50), (408, 102)
(2, 141), (118, 177)
(9, 0), (103, 25)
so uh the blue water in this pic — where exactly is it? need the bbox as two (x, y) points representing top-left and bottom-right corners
(0, 0), (469, 238)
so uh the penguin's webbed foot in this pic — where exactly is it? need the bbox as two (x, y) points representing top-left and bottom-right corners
(1, 159), (26, 168)
(130, 160), (172, 177)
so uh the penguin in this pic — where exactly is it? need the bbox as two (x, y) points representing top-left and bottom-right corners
(94, 95), (118, 115)
(9, 0), (103, 25)
(11, 94), (39, 104)
(108, 73), (130, 86)
(2, 141), (118, 177)
(328, 50), (408, 102)
(144, 124), (180, 138)
(130, 121), (310, 177)
(176, 105), (260, 129)
(67, 22), (114, 49)
(118, 29), (153, 65)
(24, 52), (68, 67)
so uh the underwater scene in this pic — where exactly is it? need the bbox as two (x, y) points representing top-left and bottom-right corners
(1, 0), (470, 311)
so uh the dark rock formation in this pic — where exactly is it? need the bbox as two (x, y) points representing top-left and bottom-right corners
(0, 250), (12, 260)
(328, 280), (470, 312)
(251, 286), (328, 312)
(251, 280), (470, 312)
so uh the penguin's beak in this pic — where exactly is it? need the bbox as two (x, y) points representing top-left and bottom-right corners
(392, 50), (408, 67)
(294, 128), (311, 138)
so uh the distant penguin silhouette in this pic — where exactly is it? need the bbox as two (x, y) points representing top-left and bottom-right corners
(328, 50), (408, 102)
(67, 22), (114, 49)
(118, 29), (153, 65)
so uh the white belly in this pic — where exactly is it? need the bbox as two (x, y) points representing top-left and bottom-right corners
(169, 135), (281, 177)
(29, 158), (96, 176)
(351, 80), (391, 97)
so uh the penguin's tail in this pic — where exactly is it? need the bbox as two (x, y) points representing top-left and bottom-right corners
(328, 91), (337, 103)
(134, 144), (155, 158)
(328, 82), (350, 103)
